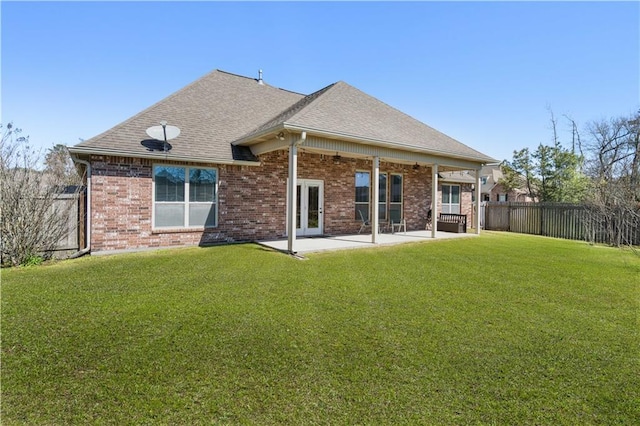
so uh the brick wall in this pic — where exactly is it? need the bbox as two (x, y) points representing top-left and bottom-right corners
(88, 151), (473, 252)
(490, 183), (532, 202)
(296, 153), (434, 234)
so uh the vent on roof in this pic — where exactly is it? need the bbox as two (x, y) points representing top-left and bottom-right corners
(258, 69), (264, 85)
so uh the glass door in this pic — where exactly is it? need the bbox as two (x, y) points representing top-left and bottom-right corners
(296, 179), (324, 236)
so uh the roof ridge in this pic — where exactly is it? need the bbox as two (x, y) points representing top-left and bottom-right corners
(283, 82), (339, 123)
(216, 69), (306, 96)
(234, 82), (337, 140)
(215, 69), (259, 81)
(284, 82), (338, 119)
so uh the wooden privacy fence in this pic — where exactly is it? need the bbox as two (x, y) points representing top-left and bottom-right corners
(484, 202), (640, 246)
(52, 188), (86, 255)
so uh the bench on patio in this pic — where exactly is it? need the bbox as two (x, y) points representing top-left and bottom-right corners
(437, 213), (467, 233)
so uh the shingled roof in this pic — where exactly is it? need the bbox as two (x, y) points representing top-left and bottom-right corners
(70, 70), (304, 163)
(70, 69), (496, 164)
(235, 81), (494, 163)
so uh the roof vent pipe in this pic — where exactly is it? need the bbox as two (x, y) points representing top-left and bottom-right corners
(258, 69), (264, 85)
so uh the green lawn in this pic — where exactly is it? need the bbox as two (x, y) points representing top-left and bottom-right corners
(2, 232), (638, 425)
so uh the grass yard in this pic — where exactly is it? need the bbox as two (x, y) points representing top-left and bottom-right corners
(2, 232), (639, 425)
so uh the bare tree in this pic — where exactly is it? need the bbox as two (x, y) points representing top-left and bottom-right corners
(45, 144), (82, 187)
(500, 108), (638, 247)
(502, 112), (590, 203)
(563, 113), (584, 158)
(584, 111), (640, 246)
(1, 123), (83, 266)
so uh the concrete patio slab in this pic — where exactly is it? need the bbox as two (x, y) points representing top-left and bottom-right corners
(258, 230), (477, 255)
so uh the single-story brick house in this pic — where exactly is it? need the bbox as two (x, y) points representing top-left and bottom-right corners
(69, 69), (497, 254)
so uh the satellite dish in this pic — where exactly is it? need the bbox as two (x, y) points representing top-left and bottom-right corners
(145, 122), (180, 153)
(146, 122), (180, 142)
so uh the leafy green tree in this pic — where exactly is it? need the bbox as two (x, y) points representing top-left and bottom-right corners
(501, 109), (638, 246)
(502, 109), (590, 203)
(502, 143), (589, 203)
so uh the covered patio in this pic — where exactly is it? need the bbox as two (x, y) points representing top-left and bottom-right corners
(231, 80), (497, 254)
(258, 229), (477, 255)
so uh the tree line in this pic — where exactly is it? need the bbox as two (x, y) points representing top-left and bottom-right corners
(500, 109), (640, 246)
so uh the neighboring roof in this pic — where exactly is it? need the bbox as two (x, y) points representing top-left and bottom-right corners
(70, 69), (496, 165)
(480, 165), (503, 193)
(438, 170), (477, 184)
(70, 70), (304, 163)
(480, 165), (531, 197)
(236, 81), (495, 163)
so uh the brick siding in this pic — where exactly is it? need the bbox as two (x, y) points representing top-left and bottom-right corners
(88, 151), (472, 252)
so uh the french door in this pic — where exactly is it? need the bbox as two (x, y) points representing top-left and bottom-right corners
(295, 179), (324, 236)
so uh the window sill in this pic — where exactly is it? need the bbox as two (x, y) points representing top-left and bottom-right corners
(152, 227), (218, 234)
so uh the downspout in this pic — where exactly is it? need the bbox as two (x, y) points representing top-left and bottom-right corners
(69, 157), (91, 258)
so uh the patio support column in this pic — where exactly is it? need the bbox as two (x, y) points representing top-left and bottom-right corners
(431, 163), (438, 238)
(372, 156), (380, 244)
(475, 168), (482, 234)
(287, 132), (306, 254)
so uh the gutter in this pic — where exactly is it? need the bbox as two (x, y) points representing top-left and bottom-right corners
(69, 157), (91, 258)
(68, 147), (261, 167)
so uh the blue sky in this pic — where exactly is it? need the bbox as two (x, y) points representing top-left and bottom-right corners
(2, 1), (638, 163)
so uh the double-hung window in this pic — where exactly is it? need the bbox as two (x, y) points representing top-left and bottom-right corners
(441, 184), (460, 214)
(153, 165), (218, 229)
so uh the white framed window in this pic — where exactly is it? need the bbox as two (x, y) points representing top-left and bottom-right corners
(442, 184), (460, 214)
(389, 173), (403, 222)
(355, 171), (403, 222)
(355, 171), (370, 221)
(153, 165), (218, 229)
(378, 172), (387, 221)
